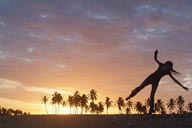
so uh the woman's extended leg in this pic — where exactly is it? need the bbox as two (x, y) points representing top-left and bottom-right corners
(126, 78), (151, 100)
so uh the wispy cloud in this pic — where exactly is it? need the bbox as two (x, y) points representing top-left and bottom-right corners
(183, 70), (192, 89)
(0, 78), (72, 95)
(23, 86), (72, 95)
(0, 78), (21, 89)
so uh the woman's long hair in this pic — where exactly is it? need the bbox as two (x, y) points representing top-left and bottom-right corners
(165, 61), (181, 76)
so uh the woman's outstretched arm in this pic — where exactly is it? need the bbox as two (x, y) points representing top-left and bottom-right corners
(169, 73), (189, 91)
(154, 49), (162, 65)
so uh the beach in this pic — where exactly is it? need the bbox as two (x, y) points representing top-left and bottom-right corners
(1, 114), (192, 128)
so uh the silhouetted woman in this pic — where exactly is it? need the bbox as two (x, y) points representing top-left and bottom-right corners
(126, 49), (188, 114)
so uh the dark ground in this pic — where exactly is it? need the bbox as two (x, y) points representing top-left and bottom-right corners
(0, 114), (192, 128)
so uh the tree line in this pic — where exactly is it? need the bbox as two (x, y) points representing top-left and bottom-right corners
(0, 106), (30, 116)
(41, 89), (192, 115)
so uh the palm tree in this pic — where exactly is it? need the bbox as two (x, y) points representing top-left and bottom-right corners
(117, 97), (125, 114)
(90, 101), (97, 114)
(126, 100), (133, 114)
(80, 94), (88, 114)
(73, 91), (81, 114)
(155, 99), (165, 114)
(127, 100), (133, 109)
(176, 95), (185, 114)
(56, 92), (63, 114)
(62, 100), (67, 114)
(105, 97), (113, 114)
(68, 95), (74, 114)
(145, 98), (151, 111)
(186, 102), (192, 112)
(40, 96), (49, 114)
(52, 92), (63, 114)
(51, 93), (57, 114)
(97, 102), (104, 114)
(126, 107), (131, 114)
(89, 89), (97, 103)
(135, 101), (143, 114)
(167, 98), (176, 114)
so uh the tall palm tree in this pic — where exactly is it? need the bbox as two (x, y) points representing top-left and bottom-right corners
(68, 95), (74, 114)
(62, 100), (67, 114)
(89, 89), (97, 103)
(40, 96), (48, 114)
(126, 100), (133, 114)
(126, 107), (131, 114)
(105, 97), (113, 114)
(90, 101), (97, 114)
(127, 100), (133, 109)
(51, 93), (57, 114)
(117, 97), (125, 114)
(73, 91), (81, 114)
(167, 98), (176, 114)
(186, 102), (192, 112)
(97, 102), (104, 114)
(145, 98), (151, 111)
(80, 94), (88, 114)
(52, 92), (63, 114)
(56, 92), (63, 114)
(135, 101), (143, 114)
(155, 99), (165, 114)
(176, 95), (185, 114)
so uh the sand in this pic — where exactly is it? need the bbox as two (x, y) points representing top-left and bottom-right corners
(0, 114), (192, 128)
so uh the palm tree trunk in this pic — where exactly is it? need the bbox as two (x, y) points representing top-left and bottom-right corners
(81, 106), (83, 114)
(44, 104), (48, 114)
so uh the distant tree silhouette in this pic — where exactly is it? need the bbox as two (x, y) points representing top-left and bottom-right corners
(62, 100), (67, 114)
(7, 108), (15, 116)
(40, 96), (49, 114)
(90, 101), (97, 113)
(126, 100), (133, 114)
(73, 91), (81, 114)
(89, 89), (98, 103)
(52, 92), (63, 114)
(0, 106), (29, 116)
(167, 98), (176, 114)
(68, 95), (74, 114)
(52, 92), (57, 114)
(135, 101), (144, 114)
(126, 107), (131, 114)
(177, 96), (185, 114)
(97, 102), (104, 114)
(145, 98), (151, 111)
(80, 94), (88, 114)
(1, 107), (7, 115)
(186, 102), (192, 112)
(127, 100), (133, 110)
(105, 97), (113, 114)
(155, 99), (166, 114)
(117, 97), (125, 114)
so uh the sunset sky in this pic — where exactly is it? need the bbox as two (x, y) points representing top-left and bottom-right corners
(0, 0), (192, 114)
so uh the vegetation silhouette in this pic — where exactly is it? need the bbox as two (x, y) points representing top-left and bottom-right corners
(40, 90), (192, 115)
(126, 49), (189, 114)
(116, 97), (125, 114)
(105, 97), (113, 115)
(0, 106), (30, 116)
(40, 96), (48, 114)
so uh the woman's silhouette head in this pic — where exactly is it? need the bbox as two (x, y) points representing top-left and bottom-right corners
(165, 61), (180, 75)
